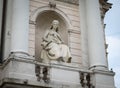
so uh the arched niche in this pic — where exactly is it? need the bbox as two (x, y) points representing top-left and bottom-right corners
(35, 10), (69, 61)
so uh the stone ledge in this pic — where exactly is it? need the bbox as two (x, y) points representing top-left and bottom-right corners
(0, 77), (82, 88)
(0, 57), (93, 88)
(93, 69), (115, 76)
(0, 78), (52, 88)
(0, 56), (92, 74)
(49, 61), (92, 73)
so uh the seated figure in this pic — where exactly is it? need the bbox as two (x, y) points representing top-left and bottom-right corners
(41, 20), (72, 63)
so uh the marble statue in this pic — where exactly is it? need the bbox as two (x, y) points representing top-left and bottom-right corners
(41, 20), (72, 63)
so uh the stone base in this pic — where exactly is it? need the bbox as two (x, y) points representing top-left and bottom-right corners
(92, 69), (115, 88)
(0, 57), (115, 88)
(50, 63), (81, 88)
(0, 57), (82, 88)
(0, 78), (81, 88)
(0, 78), (51, 88)
(0, 58), (36, 82)
(0, 57), (51, 88)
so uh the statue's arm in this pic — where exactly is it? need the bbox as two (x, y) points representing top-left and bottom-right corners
(41, 30), (52, 50)
(57, 33), (64, 44)
(42, 30), (50, 42)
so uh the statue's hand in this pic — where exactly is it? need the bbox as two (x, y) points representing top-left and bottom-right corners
(41, 41), (47, 47)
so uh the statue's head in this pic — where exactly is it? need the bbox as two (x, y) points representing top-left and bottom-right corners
(51, 20), (59, 32)
(52, 20), (59, 25)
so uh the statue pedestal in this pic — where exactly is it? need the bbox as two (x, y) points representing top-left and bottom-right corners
(92, 69), (115, 88)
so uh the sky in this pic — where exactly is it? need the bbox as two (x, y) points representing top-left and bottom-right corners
(104, 0), (120, 87)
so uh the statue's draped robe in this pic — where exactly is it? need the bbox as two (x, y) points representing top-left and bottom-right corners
(41, 29), (71, 63)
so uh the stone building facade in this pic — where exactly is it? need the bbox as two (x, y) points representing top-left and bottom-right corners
(0, 0), (115, 88)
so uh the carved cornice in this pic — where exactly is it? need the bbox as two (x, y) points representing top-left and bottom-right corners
(99, 0), (112, 19)
(55, 0), (79, 5)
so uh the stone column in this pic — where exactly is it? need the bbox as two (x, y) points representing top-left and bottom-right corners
(86, 0), (108, 70)
(11, 0), (29, 56)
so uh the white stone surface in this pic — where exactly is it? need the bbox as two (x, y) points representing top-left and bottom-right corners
(93, 71), (115, 88)
(51, 66), (80, 84)
(86, 0), (108, 70)
(0, 0), (115, 88)
(11, 0), (29, 53)
(1, 59), (36, 81)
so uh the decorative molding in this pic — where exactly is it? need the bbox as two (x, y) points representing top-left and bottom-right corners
(49, 0), (56, 8)
(68, 29), (81, 34)
(55, 0), (79, 5)
(93, 69), (115, 76)
(30, 6), (73, 28)
(99, 0), (112, 19)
